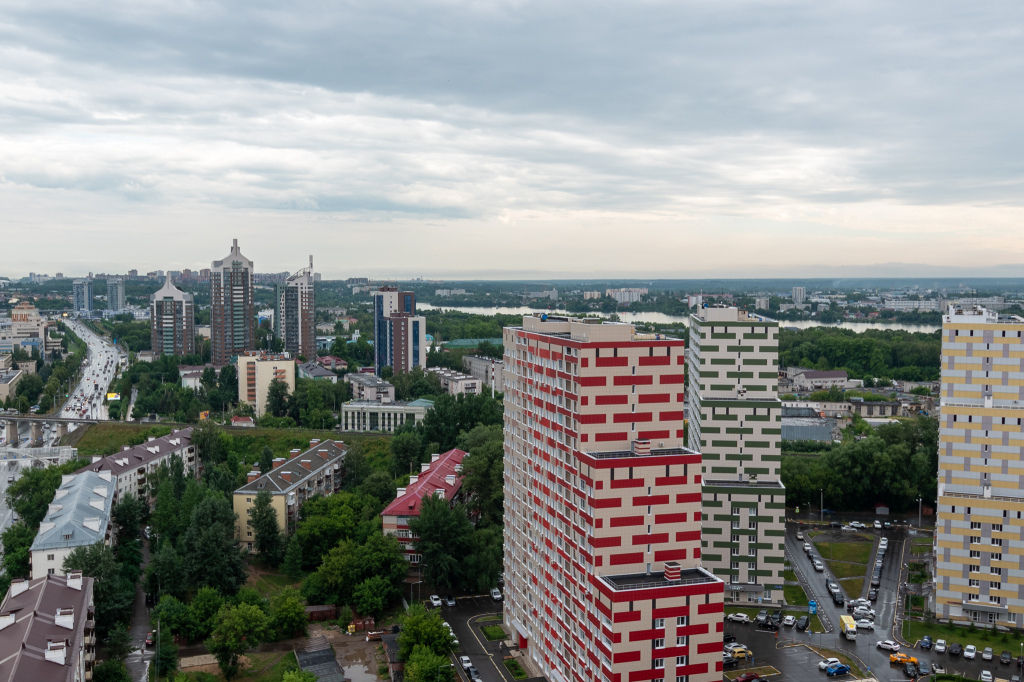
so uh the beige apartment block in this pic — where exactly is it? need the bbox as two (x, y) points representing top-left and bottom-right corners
(688, 306), (785, 604)
(935, 305), (1024, 627)
(237, 352), (295, 417)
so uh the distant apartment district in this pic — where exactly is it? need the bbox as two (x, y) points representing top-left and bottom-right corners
(2, 248), (1022, 682)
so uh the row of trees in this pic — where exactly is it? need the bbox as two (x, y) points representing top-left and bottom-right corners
(781, 416), (939, 512)
(779, 326), (942, 382)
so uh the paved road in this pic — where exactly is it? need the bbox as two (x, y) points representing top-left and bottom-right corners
(60, 320), (125, 422)
(125, 538), (154, 681)
(429, 595), (514, 682)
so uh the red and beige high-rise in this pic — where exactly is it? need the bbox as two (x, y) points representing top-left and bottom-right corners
(503, 315), (723, 682)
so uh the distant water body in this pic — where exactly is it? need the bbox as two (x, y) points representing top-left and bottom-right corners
(417, 303), (941, 333)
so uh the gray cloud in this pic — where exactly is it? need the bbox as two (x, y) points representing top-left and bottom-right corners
(1, 0), (1023, 277)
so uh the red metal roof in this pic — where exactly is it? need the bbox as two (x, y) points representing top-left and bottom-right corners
(381, 448), (467, 518)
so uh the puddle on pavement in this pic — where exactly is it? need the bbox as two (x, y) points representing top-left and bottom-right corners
(342, 662), (377, 682)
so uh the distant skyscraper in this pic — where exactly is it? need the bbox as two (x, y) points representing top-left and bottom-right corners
(275, 256), (316, 360)
(372, 287), (425, 374)
(150, 277), (195, 357)
(211, 239), (255, 366)
(792, 286), (806, 305)
(107, 278), (126, 313)
(72, 279), (93, 314)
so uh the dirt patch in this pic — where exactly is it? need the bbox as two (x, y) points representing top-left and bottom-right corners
(317, 625), (387, 681)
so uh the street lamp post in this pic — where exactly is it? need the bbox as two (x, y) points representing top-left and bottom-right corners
(820, 489), (824, 525)
(917, 497), (922, 529)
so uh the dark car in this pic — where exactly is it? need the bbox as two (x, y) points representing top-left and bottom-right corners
(772, 610), (784, 623)
(949, 643), (964, 657)
(735, 674), (760, 682)
(921, 636), (933, 650)
(723, 633), (737, 644)
(444, 595), (456, 607)
(723, 656), (740, 669)
(467, 666), (481, 681)
(796, 616), (809, 631)
(145, 592), (155, 606)
(904, 663), (919, 677)
(1002, 651), (1014, 665)
(829, 521), (842, 528)
(757, 618), (779, 631)
(868, 589), (878, 602)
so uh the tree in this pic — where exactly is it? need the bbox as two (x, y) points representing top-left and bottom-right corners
(189, 587), (225, 640)
(259, 445), (274, 474)
(206, 603), (270, 680)
(405, 644), (456, 682)
(153, 630), (179, 679)
(353, 575), (391, 620)
(180, 496), (247, 596)
(251, 490), (284, 567)
(266, 379), (291, 418)
(269, 587), (307, 639)
(1, 522), (36, 579)
(398, 604), (455, 660)
(282, 672), (317, 682)
(153, 595), (198, 641)
(193, 420), (227, 465)
(63, 543), (134, 636)
(410, 496), (475, 592)
(283, 535), (304, 581)
(457, 425), (504, 527)
(105, 622), (135, 661)
(93, 660), (132, 682)
(146, 541), (185, 599)
(390, 431), (424, 475)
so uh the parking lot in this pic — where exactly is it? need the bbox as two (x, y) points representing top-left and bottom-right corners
(423, 593), (520, 682)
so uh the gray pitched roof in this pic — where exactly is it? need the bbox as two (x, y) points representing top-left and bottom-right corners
(235, 440), (346, 495)
(73, 428), (193, 479)
(30, 471), (113, 552)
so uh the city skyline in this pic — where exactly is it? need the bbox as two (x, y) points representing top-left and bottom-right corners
(2, 2), (1023, 278)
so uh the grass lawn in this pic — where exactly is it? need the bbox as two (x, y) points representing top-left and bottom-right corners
(247, 568), (301, 598)
(478, 615), (503, 623)
(840, 577), (865, 598)
(903, 619), (1020, 653)
(784, 569), (798, 582)
(722, 607), (822, 632)
(204, 651), (298, 681)
(814, 541), (873, 565)
(64, 422), (172, 455)
(482, 625), (507, 641)
(825, 560), (868, 579)
(504, 659), (528, 680)
(784, 584), (809, 606)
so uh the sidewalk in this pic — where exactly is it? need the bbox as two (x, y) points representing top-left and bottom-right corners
(125, 539), (154, 681)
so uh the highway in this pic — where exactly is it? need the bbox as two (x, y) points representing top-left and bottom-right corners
(59, 319), (127, 423)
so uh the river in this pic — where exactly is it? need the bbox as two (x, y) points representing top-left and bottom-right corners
(417, 303), (941, 333)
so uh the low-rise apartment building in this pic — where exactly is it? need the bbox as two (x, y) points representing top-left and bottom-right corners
(339, 398), (432, 432)
(426, 367), (481, 396)
(0, 571), (96, 682)
(232, 439), (345, 548)
(297, 361), (338, 383)
(73, 428), (196, 503)
(238, 352), (295, 417)
(462, 354), (504, 390)
(381, 448), (466, 567)
(30, 472), (114, 579)
(345, 373), (395, 401)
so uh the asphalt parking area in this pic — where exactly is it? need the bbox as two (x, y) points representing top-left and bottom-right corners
(429, 595), (512, 682)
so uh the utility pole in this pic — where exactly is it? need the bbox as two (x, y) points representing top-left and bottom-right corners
(917, 497), (922, 529)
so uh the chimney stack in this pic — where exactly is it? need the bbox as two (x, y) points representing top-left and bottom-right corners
(300, 459), (311, 471)
(663, 562), (681, 581)
(9, 580), (27, 597)
(66, 571), (83, 591)
(247, 471), (261, 483)
(272, 458), (286, 469)
(281, 472), (291, 483)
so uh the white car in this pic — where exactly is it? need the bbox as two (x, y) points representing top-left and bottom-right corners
(782, 615), (796, 627)
(429, 595), (443, 607)
(490, 588), (503, 601)
(982, 647), (993, 661)
(877, 640), (900, 651)
(818, 658), (841, 670)
(980, 672), (993, 682)
(935, 639), (947, 653)
(813, 560), (824, 571)
(852, 607), (875, 619)
(726, 613), (750, 623)
(459, 656), (472, 670)
(965, 645), (977, 660)
(796, 531), (804, 540)
(850, 521), (866, 529)
(856, 619), (874, 630)
(803, 543), (813, 553)
(873, 520), (882, 529)
(879, 538), (889, 549)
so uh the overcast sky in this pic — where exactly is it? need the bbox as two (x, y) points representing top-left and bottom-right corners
(2, 1), (1023, 279)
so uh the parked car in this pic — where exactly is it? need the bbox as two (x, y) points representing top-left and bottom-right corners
(723, 633), (737, 644)
(932, 663), (947, 674)
(459, 656), (472, 670)
(818, 658), (841, 670)
(874, 520), (882, 529)
(782, 615), (796, 627)
(935, 639), (947, 653)
(727, 613), (751, 623)
(904, 663), (920, 678)
(1002, 651), (1014, 665)
(868, 589), (878, 602)
(735, 674), (760, 682)
(965, 645), (978, 660)
(878, 640), (901, 652)
(429, 595), (443, 607)
(921, 635), (933, 650)
(723, 655), (739, 669)
(981, 672), (993, 682)
(467, 666), (481, 681)
(755, 610), (768, 623)
(757, 618), (779, 631)
(983, 648), (994, 661)
(856, 619), (874, 630)
(444, 595), (456, 607)
(849, 521), (866, 529)
(949, 643), (964, 657)
(813, 560), (825, 571)
(826, 663), (851, 677)
(796, 616), (809, 631)
(891, 653), (918, 665)
(803, 543), (813, 553)
(490, 588), (502, 601)
(145, 632), (154, 647)
(853, 607), (875, 620)
(796, 531), (804, 540)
